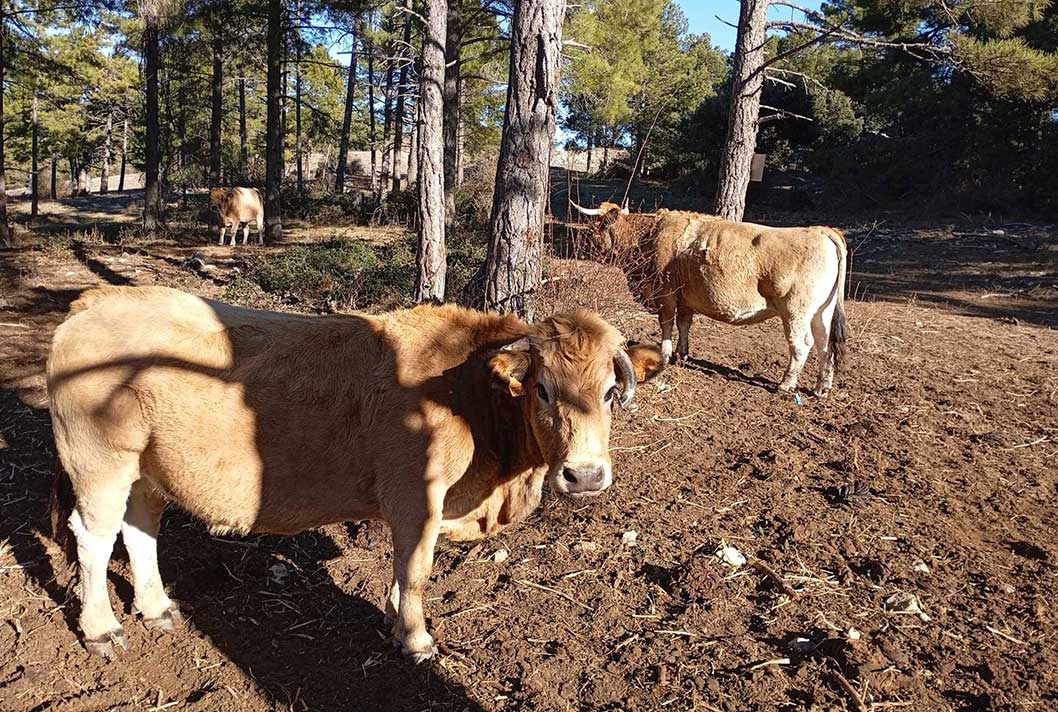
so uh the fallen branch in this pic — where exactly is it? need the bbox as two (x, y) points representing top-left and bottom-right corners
(514, 579), (594, 612)
(751, 560), (799, 599)
(829, 667), (868, 712)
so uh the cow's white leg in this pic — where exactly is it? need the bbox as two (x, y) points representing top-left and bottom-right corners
(218, 222), (227, 245)
(810, 309), (834, 397)
(122, 480), (181, 629)
(778, 316), (814, 393)
(659, 303), (676, 364)
(388, 497), (443, 663)
(68, 460), (136, 658)
(676, 309), (693, 362)
(241, 222), (250, 245)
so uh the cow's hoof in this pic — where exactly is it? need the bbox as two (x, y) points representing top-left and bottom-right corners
(813, 388), (831, 399)
(143, 604), (184, 631)
(402, 642), (438, 664)
(85, 628), (128, 659)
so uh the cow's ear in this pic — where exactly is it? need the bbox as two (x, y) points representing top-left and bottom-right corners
(625, 344), (665, 383)
(487, 340), (532, 397)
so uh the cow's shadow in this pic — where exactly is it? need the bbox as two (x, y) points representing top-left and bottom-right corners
(680, 355), (777, 392)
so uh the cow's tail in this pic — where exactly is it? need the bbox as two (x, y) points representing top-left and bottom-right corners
(825, 227), (848, 371)
(49, 458), (78, 574)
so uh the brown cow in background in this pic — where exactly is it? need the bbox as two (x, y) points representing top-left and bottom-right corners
(47, 286), (664, 662)
(572, 201), (848, 396)
(209, 187), (264, 245)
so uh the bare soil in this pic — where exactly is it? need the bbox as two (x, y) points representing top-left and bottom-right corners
(1, 194), (1056, 711)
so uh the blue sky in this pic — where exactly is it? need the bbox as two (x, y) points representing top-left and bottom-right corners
(680, 0), (825, 52)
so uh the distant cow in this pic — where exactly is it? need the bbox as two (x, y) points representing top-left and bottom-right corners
(47, 286), (663, 662)
(209, 187), (264, 245)
(572, 202), (847, 395)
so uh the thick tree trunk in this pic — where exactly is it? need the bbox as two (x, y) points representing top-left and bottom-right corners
(442, 0), (462, 238)
(294, 0), (304, 194)
(713, 0), (768, 221)
(414, 0), (447, 302)
(264, 0), (285, 242)
(100, 111), (112, 194)
(143, 17), (162, 232)
(210, 33), (223, 185)
(238, 73), (248, 180)
(31, 93), (39, 218)
(390, 3), (413, 193)
(118, 117), (127, 191)
(50, 156), (57, 199)
(483, 0), (565, 318)
(367, 35), (378, 193)
(335, 20), (359, 193)
(0, 16), (11, 247)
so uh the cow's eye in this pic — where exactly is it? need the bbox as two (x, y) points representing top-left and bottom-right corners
(535, 383), (550, 404)
(604, 385), (619, 404)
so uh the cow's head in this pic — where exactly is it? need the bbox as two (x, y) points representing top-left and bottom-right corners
(489, 311), (664, 497)
(570, 200), (634, 255)
(208, 187), (227, 208)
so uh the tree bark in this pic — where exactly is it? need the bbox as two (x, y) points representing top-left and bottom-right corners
(483, 0), (565, 318)
(0, 15), (12, 247)
(239, 73), (248, 180)
(414, 0), (447, 302)
(442, 0), (462, 238)
(100, 111), (112, 194)
(210, 32), (223, 185)
(335, 18), (359, 193)
(118, 117), (127, 191)
(390, 2), (413, 193)
(294, 0), (304, 194)
(264, 0), (285, 242)
(713, 0), (768, 221)
(50, 156), (57, 199)
(143, 17), (162, 232)
(31, 93), (39, 218)
(380, 15), (396, 198)
(586, 128), (593, 173)
(367, 33), (378, 192)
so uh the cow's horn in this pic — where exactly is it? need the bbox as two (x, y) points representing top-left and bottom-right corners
(614, 348), (637, 407)
(569, 201), (603, 217)
(621, 198), (630, 214)
(502, 337), (532, 352)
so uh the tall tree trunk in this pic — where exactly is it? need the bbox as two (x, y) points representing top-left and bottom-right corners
(143, 17), (162, 232)
(390, 2), (412, 193)
(483, 0), (565, 318)
(239, 72), (248, 180)
(586, 128), (593, 173)
(442, 0), (462, 238)
(294, 0), (304, 194)
(406, 97), (418, 185)
(31, 93), (39, 218)
(118, 117), (127, 191)
(210, 33), (223, 185)
(380, 19), (396, 198)
(50, 156), (57, 199)
(713, 0), (767, 221)
(264, 0), (285, 242)
(0, 15), (11, 247)
(100, 111), (112, 194)
(335, 19), (359, 193)
(367, 35), (378, 193)
(415, 0), (447, 302)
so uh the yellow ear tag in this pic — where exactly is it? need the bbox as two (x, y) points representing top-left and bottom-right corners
(507, 378), (525, 397)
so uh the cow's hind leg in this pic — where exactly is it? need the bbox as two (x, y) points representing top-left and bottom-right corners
(241, 222), (250, 245)
(810, 302), (837, 397)
(676, 307), (693, 363)
(386, 491), (443, 663)
(778, 313), (814, 393)
(122, 480), (182, 630)
(658, 297), (677, 364)
(68, 457), (137, 658)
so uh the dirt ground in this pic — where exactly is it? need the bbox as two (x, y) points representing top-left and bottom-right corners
(1, 192), (1057, 711)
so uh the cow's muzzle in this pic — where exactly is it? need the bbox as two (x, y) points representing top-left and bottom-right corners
(550, 460), (612, 497)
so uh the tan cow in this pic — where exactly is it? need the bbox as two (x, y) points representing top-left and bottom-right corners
(47, 286), (663, 662)
(572, 202), (847, 395)
(209, 187), (264, 245)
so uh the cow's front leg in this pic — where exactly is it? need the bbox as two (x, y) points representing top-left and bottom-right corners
(387, 499), (442, 663)
(676, 308), (693, 364)
(217, 222), (228, 245)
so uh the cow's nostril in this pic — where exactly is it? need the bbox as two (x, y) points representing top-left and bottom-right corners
(563, 467), (578, 484)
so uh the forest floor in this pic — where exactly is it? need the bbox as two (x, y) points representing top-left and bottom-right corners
(1, 189), (1057, 711)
